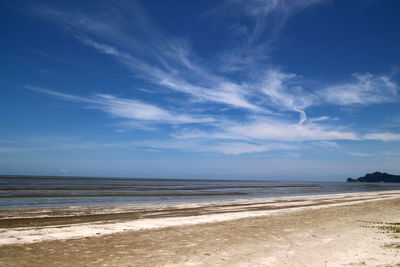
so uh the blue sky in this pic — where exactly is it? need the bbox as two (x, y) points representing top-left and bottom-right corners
(1, 0), (400, 180)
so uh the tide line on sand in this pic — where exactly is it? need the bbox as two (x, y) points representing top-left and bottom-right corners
(1, 190), (400, 245)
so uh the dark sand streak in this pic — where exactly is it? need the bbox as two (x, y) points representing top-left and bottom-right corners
(0, 195), (395, 229)
(1, 185), (317, 191)
(0, 192), (247, 198)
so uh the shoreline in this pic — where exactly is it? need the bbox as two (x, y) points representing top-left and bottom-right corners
(0, 191), (400, 266)
(1, 190), (400, 245)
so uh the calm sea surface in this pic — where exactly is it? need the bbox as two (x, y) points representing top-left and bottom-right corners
(2, 176), (400, 209)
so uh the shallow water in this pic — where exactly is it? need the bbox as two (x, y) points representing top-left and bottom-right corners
(2, 176), (400, 209)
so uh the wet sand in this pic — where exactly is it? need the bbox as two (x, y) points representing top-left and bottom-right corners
(1, 191), (400, 266)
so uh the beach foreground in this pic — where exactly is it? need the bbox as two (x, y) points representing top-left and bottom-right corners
(1, 191), (400, 266)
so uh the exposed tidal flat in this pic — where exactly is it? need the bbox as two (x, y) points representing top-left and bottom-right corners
(1, 177), (400, 266)
(3, 176), (400, 209)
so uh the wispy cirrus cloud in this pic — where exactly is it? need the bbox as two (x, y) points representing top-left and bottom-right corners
(32, 1), (399, 116)
(81, 38), (267, 112)
(199, 141), (298, 155)
(128, 137), (299, 155)
(25, 85), (213, 124)
(172, 115), (400, 155)
(211, 0), (327, 72)
(29, 84), (397, 156)
(225, 119), (359, 142)
(219, 0), (326, 41)
(24, 1), (400, 156)
(256, 69), (317, 123)
(34, 4), (266, 113)
(319, 73), (398, 106)
(174, 117), (359, 143)
(363, 132), (400, 142)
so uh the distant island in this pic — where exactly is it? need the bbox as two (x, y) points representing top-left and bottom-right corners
(347, 172), (400, 183)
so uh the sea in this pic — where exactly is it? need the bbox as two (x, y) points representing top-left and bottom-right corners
(2, 176), (400, 209)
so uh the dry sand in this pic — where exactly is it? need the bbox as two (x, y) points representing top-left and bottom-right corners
(1, 191), (400, 266)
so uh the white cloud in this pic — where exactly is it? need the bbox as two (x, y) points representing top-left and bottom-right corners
(26, 86), (213, 124)
(207, 142), (297, 155)
(175, 117), (359, 143)
(314, 141), (341, 149)
(26, 1), (400, 156)
(92, 94), (214, 123)
(225, 119), (359, 142)
(34, 2), (399, 119)
(24, 85), (84, 102)
(257, 69), (317, 123)
(157, 75), (265, 112)
(308, 116), (331, 122)
(79, 37), (266, 112)
(346, 152), (374, 157)
(221, 0), (327, 42)
(319, 73), (398, 105)
(363, 132), (400, 142)
(212, 0), (327, 72)
(35, 6), (266, 113)
(132, 138), (298, 155)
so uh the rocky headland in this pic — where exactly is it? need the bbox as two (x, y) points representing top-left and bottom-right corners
(347, 172), (400, 183)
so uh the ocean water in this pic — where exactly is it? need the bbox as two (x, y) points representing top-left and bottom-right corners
(1, 176), (400, 209)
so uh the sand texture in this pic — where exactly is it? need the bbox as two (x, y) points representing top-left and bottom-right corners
(1, 191), (400, 266)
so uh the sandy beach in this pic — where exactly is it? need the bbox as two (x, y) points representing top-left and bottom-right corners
(3, 0), (400, 265)
(1, 190), (400, 266)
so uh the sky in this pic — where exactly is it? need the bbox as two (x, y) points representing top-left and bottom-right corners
(1, 0), (400, 181)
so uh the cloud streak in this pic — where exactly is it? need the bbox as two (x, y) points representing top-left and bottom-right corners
(25, 85), (213, 124)
(220, 0), (326, 41)
(25, 1), (400, 155)
(320, 73), (398, 106)
(35, 4), (266, 113)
